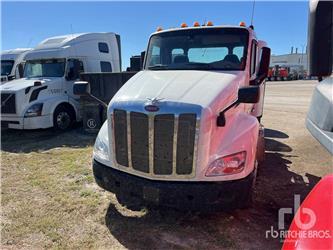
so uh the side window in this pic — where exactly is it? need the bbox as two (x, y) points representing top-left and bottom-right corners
(100, 61), (112, 72)
(98, 42), (109, 53)
(250, 41), (257, 76)
(67, 59), (83, 81)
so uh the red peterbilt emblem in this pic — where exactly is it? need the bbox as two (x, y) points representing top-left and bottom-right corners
(144, 104), (159, 112)
(144, 97), (163, 112)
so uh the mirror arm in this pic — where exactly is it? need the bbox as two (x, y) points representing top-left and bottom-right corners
(86, 94), (108, 108)
(217, 100), (239, 127)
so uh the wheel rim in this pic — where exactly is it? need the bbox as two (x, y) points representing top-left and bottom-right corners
(56, 111), (71, 130)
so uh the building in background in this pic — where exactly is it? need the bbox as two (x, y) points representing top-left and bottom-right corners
(268, 46), (309, 80)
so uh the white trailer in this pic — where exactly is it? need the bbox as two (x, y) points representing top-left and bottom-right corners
(0, 32), (121, 130)
(1, 48), (32, 83)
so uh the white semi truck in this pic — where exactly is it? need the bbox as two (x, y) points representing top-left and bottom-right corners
(76, 22), (270, 209)
(0, 32), (121, 130)
(1, 48), (32, 83)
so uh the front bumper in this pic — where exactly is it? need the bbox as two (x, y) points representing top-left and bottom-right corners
(93, 159), (255, 210)
(0, 114), (52, 129)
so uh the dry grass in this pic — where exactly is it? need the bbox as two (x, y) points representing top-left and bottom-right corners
(1, 81), (332, 249)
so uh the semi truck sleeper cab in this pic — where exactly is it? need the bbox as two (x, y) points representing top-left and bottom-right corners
(80, 23), (271, 209)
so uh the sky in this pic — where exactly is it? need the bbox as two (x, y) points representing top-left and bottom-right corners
(2, 1), (309, 69)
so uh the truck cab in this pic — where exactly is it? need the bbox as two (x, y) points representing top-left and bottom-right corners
(1, 48), (31, 83)
(89, 23), (271, 209)
(0, 32), (121, 130)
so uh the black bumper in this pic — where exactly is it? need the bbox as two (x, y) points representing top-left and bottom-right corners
(93, 159), (255, 210)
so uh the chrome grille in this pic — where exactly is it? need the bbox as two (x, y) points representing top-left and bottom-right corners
(112, 109), (199, 178)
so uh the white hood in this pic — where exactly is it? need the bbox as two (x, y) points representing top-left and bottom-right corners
(0, 78), (55, 92)
(113, 70), (243, 109)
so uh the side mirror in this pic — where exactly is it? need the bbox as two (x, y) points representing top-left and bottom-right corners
(17, 63), (25, 78)
(308, 0), (333, 77)
(258, 47), (271, 78)
(73, 81), (90, 96)
(73, 81), (108, 108)
(251, 47), (271, 85)
(217, 86), (260, 127)
(238, 85), (260, 104)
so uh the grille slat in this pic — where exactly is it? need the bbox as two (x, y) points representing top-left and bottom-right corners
(154, 114), (174, 175)
(1, 93), (16, 114)
(113, 109), (198, 178)
(130, 112), (149, 173)
(113, 109), (128, 167)
(176, 114), (197, 175)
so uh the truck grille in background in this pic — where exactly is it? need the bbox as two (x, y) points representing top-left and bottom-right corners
(113, 109), (198, 177)
(1, 93), (16, 114)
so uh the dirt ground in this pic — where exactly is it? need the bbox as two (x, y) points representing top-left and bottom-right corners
(1, 80), (332, 249)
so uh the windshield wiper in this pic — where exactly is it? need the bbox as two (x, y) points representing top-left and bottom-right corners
(148, 64), (168, 70)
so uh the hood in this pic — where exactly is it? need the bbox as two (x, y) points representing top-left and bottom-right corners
(0, 77), (58, 92)
(113, 70), (243, 109)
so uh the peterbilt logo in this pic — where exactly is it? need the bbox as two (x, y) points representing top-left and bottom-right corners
(144, 97), (163, 112)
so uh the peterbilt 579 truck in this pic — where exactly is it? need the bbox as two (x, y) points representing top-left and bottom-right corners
(76, 22), (271, 209)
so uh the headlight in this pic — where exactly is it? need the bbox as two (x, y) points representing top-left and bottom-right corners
(205, 151), (246, 177)
(93, 121), (109, 161)
(24, 103), (43, 117)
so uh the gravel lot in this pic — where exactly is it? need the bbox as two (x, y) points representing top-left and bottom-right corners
(1, 80), (332, 249)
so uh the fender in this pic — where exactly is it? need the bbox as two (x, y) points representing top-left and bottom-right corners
(199, 111), (259, 182)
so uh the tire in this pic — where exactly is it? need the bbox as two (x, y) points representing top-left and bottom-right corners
(53, 105), (75, 130)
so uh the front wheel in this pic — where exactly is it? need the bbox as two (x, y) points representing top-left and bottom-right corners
(53, 105), (74, 130)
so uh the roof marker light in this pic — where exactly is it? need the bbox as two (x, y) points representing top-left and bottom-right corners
(193, 21), (200, 27)
(181, 23), (188, 28)
(206, 21), (214, 26)
(239, 21), (246, 27)
(156, 26), (163, 32)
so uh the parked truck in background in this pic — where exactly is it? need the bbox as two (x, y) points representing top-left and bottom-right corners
(267, 64), (305, 81)
(0, 32), (121, 130)
(1, 48), (32, 83)
(306, 0), (333, 154)
(76, 21), (271, 209)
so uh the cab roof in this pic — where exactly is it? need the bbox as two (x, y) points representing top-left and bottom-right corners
(34, 32), (117, 50)
(152, 25), (255, 36)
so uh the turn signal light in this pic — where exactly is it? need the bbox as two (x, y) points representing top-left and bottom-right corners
(156, 26), (163, 32)
(181, 23), (188, 28)
(239, 21), (246, 27)
(206, 21), (214, 26)
(193, 21), (200, 27)
(205, 151), (247, 176)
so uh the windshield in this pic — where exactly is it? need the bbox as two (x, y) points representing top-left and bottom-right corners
(1, 60), (15, 76)
(23, 58), (66, 78)
(145, 28), (249, 71)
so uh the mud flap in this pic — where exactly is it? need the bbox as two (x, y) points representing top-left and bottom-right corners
(256, 125), (265, 164)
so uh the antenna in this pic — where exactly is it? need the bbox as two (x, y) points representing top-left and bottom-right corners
(250, 0), (256, 26)
(70, 24), (74, 37)
(26, 38), (33, 48)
